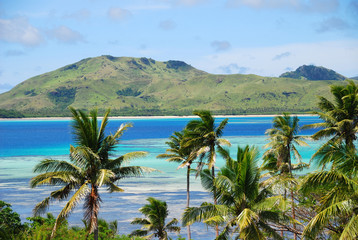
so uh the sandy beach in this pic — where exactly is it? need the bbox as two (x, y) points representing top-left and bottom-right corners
(0, 113), (316, 121)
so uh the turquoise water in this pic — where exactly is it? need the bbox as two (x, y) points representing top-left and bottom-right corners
(0, 116), (321, 239)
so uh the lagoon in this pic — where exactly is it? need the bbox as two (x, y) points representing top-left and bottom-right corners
(0, 116), (322, 239)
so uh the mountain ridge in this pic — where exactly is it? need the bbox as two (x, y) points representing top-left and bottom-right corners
(0, 55), (354, 117)
(280, 65), (346, 81)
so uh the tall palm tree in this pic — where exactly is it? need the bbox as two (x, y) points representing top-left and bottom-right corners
(300, 143), (358, 239)
(183, 145), (288, 239)
(264, 113), (309, 175)
(130, 197), (181, 240)
(184, 110), (231, 237)
(30, 107), (154, 239)
(157, 130), (196, 240)
(263, 113), (309, 240)
(303, 80), (358, 153)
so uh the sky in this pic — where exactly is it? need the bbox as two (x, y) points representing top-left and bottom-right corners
(0, 0), (358, 93)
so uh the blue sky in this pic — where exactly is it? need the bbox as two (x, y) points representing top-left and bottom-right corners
(0, 0), (357, 92)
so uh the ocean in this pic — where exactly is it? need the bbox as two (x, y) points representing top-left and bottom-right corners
(0, 116), (322, 239)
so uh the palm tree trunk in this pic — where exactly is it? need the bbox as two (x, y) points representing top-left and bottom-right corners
(287, 146), (297, 240)
(90, 184), (99, 240)
(187, 165), (191, 240)
(94, 225), (99, 240)
(211, 165), (219, 238)
(291, 189), (297, 240)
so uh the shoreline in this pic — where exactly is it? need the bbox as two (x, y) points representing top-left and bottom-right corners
(0, 113), (316, 121)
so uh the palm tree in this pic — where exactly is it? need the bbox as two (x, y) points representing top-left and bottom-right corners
(30, 108), (154, 239)
(130, 197), (181, 240)
(184, 110), (231, 237)
(157, 130), (196, 240)
(264, 113), (309, 175)
(263, 113), (309, 240)
(303, 80), (358, 153)
(183, 145), (288, 239)
(300, 143), (358, 239)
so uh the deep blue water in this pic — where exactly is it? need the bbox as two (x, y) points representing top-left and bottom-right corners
(0, 116), (322, 239)
(0, 116), (319, 157)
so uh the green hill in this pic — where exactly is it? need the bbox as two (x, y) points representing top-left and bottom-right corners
(280, 65), (346, 81)
(0, 56), (351, 117)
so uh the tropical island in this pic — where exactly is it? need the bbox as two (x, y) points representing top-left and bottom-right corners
(1, 80), (358, 239)
(0, 56), (355, 118)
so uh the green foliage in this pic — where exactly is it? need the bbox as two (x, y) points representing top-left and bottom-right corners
(165, 60), (192, 70)
(183, 145), (288, 239)
(47, 87), (77, 109)
(0, 200), (24, 238)
(130, 197), (181, 240)
(116, 87), (142, 97)
(303, 80), (358, 162)
(263, 113), (309, 174)
(30, 108), (153, 239)
(19, 214), (145, 240)
(280, 65), (346, 81)
(0, 56), (346, 117)
(24, 89), (37, 96)
(0, 109), (24, 118)
(63, 64), (78, 71)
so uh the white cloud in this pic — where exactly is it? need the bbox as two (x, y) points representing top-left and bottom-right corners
(174, 0), (209, 6)
(194, 40), (358, 77)
(4, 50), (26, 56)
(159, 20), (177, 30)
(47, 26), (84, 44)
(63, 9), (91, 21)
(316, 17), (350, 33)
(0, 18), (43, 46)
(107, 7), (132, 21)
(211, 41), (231, 52)
(273, 51), (291, 60)
(219, 63), (249, 74)
(226, 0), (339, 13)
(128, 4), (171, 11)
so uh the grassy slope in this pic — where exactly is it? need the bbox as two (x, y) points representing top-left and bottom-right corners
(0, 55), (351, 116)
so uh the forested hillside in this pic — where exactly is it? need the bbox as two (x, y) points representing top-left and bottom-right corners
(0, 56), (352, 117)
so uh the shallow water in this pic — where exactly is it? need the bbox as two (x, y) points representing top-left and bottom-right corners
(0, 116), (321, 239)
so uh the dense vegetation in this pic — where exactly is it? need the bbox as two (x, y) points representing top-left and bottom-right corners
(0, 109), (24, 118)
(0, 56), (354, 117)
(2, 80), (358, 239)
(280, 65), (346, 81)
(30, 107), (154, 240)
(0, 206), (145, 240)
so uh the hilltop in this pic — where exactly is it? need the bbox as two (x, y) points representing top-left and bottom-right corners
(280, 65), (346, 81)
(0, 56), (352, 117)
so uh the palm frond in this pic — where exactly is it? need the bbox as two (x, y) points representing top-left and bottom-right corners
(182, 203), (229, 226)
(303, 199), (354, 238)
(33, 196), (51, 216)
(130, 229), (149, 237)
(113, 166), (157, 180)
(339, 214), (358, 240)
(107, 151), (148, 169)
(30, 171), (79, 187)
(33, 159), (81, 173)
(106, 182), (124, 193)
(52, 181), (90, 236)
(165, 218), (181, 233)
(131, 218), (151, 225)
(96, 169), (115, 187)
(236, 208), (259, 230)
